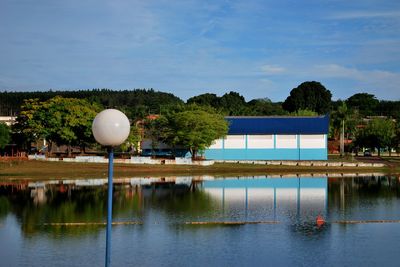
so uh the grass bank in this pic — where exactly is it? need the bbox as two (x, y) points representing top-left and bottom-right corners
(1, 158), (398, 180)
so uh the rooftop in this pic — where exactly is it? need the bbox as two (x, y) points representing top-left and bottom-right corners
(225, 115), (329, 135)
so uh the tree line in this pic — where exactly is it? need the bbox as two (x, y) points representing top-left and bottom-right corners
(0, 89), (183, 120)
(0, 81), (399, 157)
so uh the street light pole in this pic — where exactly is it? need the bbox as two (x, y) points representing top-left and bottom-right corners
(92, 109), (130, 267)
(105, 147), (114, 267)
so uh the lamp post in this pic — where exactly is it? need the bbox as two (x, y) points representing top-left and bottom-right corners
(92, 109), (130, 267)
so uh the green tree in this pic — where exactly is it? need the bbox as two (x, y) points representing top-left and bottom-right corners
(391, 122), (400, 155)
(143, 116), (169, 157)
(187, 93), (220, 107)
(289, 109), (318, 116)
(219, 91), (248, 115)
(162, 106), (229, 159)
(355, 118), (396, 156)
(346, 93), (379, 117)
(247, 98), (287, 116)
(13, 96), (102, 156)
(377, 100), (400, 120)
(331, 102), (349, 156)
(282, 81), (332, 114)
(41, 96), (102, 156)
(0, 123), (11, 149)
(12, 98), (44, 151)
(120, 125), (142, 154)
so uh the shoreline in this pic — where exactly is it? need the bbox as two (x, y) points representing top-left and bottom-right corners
(1, 158), (399, 180)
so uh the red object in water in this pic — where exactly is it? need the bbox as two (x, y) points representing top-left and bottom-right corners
(316, 215), (325, 226)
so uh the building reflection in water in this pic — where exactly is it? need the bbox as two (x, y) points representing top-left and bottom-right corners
(3, 176), (400, 228)
(201, 177), (327, 221)
(10, 176), (328, 216)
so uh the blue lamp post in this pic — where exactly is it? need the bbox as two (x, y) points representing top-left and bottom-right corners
(92, 109), (130, 267)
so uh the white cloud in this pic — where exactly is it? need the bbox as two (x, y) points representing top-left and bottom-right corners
(309, 64), (400, 99)
(260, 65), (286, 74)
(313, 64), (398, 81)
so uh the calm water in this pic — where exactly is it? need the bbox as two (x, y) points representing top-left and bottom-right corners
(1, 175), (400, 267)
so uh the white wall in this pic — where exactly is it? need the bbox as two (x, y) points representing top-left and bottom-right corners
(247, 135), (274, 149)
(276, 135), (297, 149)
(224, 135), (246, 149)
(208, 134), (326, 150)
(299, 134), (325, 149)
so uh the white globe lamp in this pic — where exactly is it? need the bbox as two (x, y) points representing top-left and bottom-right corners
(91, 109), (130, 267)
(92, 109), (130, 147)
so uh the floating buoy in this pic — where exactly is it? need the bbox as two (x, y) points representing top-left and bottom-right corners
(316, 215), (325, 226)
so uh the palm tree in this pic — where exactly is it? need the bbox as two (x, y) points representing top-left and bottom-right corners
(331, 102), (357, 157)
(337, 102), (348, 157)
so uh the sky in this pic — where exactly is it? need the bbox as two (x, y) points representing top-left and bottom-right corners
(1, 0), (399, 102)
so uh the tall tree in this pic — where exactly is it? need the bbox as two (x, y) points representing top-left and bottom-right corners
(334, 102), (348, 156)
(282, 81), (332, 114)
(12, 98), (44, 151)
(346, 93), (379, 117)
(219, 91), (247, 115)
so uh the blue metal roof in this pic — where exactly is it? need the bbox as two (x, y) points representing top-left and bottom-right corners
(226, 115), (329, 134)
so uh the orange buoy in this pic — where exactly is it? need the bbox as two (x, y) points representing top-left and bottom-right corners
(316, 215), (325, 226)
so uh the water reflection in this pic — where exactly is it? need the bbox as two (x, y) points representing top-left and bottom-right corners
(201, 177), (327, 223)
(2, 175), (400, 266)
(1, 175), (400, 235)
(328, 176), (400, 221)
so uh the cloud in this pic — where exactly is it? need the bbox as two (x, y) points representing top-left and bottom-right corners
(313, 64), (398, 81)
(309, 64), (400, 99)
(260, 65), (286, 74)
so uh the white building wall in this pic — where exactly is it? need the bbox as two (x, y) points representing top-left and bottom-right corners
(275, 135), (297, 149)
(224, 135), (246, 149)
(299, 134), (325, 148)
(247, 135), (274, 149)
(207, 134), (326, 150)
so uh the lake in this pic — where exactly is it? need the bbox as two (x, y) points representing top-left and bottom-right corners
(1, 175), (400, 266)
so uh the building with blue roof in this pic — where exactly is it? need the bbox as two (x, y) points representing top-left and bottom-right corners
(204, 115), (329, 160)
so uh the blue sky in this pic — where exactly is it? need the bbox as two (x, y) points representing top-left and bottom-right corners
(1, 0), (399, 101)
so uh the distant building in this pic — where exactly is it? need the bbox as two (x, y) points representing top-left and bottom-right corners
(0, 116), (16, 126)
(205, 115), (329, 160)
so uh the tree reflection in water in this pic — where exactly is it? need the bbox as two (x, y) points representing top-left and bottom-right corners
(0, 175), (399, 238)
